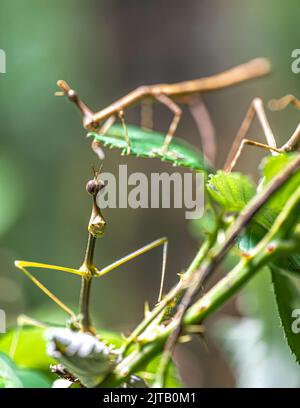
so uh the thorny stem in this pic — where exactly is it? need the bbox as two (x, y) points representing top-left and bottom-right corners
(159, 154), (300, 368)
(124, 155), (300, 356)
(120, 222), (218, 355)
(102, 184), (300, 387)
(100, 155), (300, 387)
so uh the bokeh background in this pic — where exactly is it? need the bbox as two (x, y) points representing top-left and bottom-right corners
(1, 0), (300, 387)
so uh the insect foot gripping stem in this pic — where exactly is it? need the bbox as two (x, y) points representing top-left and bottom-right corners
(86, 172), (106, 238)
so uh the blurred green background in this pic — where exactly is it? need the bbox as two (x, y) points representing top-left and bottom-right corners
(1, 0), (300, 387)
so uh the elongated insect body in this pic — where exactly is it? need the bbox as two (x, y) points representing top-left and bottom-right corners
(86, 173), (106, 238)
(88, 198), (106, 238)
(15, 169), (169, 333)
(57, 58), (271, 165)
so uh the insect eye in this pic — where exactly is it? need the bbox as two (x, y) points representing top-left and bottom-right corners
(86, 179), (105, 196)
(67, 89), (77, 102)
(86, 179), (100, 196)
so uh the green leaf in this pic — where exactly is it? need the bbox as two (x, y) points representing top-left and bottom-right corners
(189, 207), (217, 240)
(241, 154), (300, 272)
(0, 327), (54, 370)
(0, 353), (51, 388)
(88, 124), (212, 172)
(97, 329), (124, 349)
(258, 153), (300, 221)
(238, 222), (266, 252)
(214, 270), (300, 387)
(236, 153), (300, 276)
(119, 375), (150, 388)
(262, 153), (298, 183)
(271, 268), (300, 364)
(0, 353), (22, 388)
(143, 354), (184, 388)
(207, 171), (256, 212)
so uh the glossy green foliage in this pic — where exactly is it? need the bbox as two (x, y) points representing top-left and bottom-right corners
(0, 327), (54, 370)
(271, 268), (300, 364)
(206, 154), (300, 275)
(246, 154), (300, 274)
(88, 124), (212, 172)
(0, 353), (51, 388)
(258, 153), (300, 226)
(214, 270), (300, 387)
(207, 171), (256, 212)
(205, 153), (300, 367)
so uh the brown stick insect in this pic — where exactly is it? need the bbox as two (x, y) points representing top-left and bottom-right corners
(55, 58), (271, 165)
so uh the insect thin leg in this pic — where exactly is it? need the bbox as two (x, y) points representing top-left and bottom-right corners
(230, 138), (281, 171)
(118, 110), (131, 155)
(91, 115), (116, 160)
(268, 95), (300, 152)
(224, 98), (277, 172)
(14, 261), (81, 318)
(280, 123), (300, 152)
(140, 98), (153, 130)
(268, 94), (300, 111)
(9, 315), (49, 359)
(154, 94), (182, 153)
(157, 238), (168, 303)
(188, 95), (216, 166)
(95, 237), (168, 303)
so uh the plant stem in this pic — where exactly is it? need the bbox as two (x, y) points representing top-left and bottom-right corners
(120, 231), (216, 354)
(157, 154), (300, 364)
(101, 160), (300, 387)
(122, 155), (300, 357)
(102, 233), (300, 387)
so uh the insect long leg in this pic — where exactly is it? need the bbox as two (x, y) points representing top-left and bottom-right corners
(14, 260), (84, 318)
(91, 115), (116, 160)
(95, 237), (168, 303)
(224, 98), (278, 172)
(118, 110), (131, 155)
(9, 315), (49, 359)
(140, 98), (154, 130)
(268, 94), (300, 152)
(280, 123), (300, 152)
(188, 95), (216, 166)
(269, 94), (300, 111)
(153, 94), (182, 153)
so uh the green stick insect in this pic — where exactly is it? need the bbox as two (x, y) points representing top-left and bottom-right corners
(14, 168), (168, 334)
